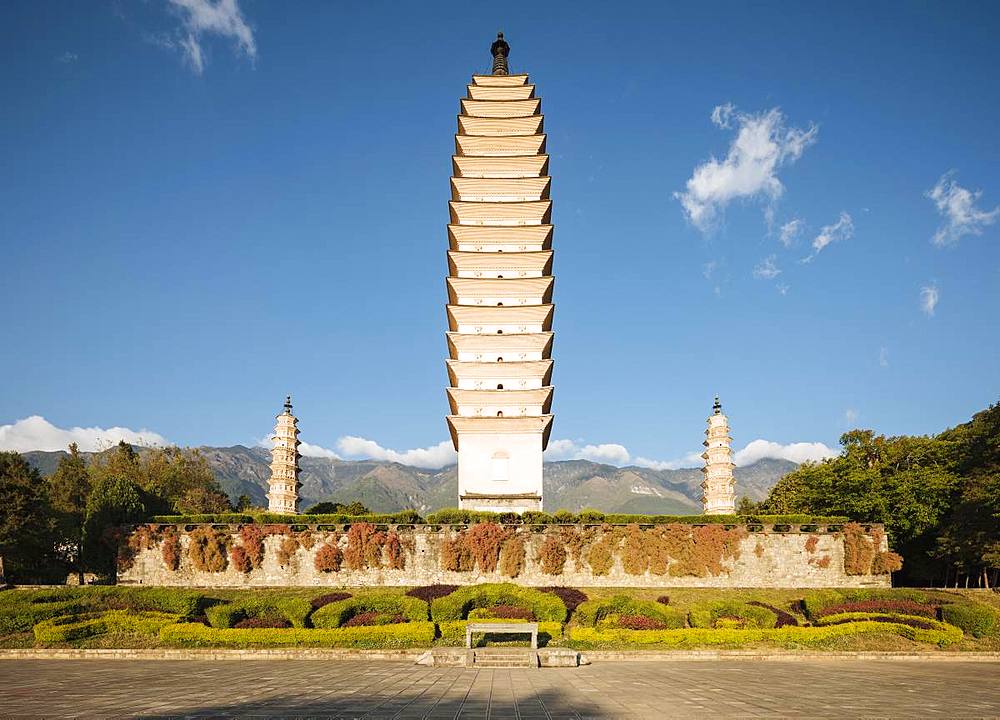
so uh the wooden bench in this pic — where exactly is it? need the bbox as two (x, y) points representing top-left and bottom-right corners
(465, 622), (539, 649)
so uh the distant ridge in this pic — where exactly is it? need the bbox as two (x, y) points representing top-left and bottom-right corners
(21, 445), (796, 515)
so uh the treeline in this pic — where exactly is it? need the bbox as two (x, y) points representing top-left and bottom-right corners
(0, 441), (254, 583)
(755, 402), (1000, 588)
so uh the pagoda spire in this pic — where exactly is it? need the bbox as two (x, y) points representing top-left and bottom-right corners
(267, 395), (301, 514)
(701, 396), (736, 515)
(490, 32), (510, 75)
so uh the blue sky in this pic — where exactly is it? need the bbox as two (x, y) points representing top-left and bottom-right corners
(1, 1), (998, 469)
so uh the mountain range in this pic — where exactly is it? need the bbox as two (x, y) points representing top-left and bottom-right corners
(22, 445), (796, 515)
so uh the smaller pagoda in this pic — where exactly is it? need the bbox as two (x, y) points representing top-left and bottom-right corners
(267, 395), (301, 514)
(701, 396), (736, 515)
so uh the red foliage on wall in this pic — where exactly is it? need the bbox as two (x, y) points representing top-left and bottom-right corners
(536, 534), (567, 575)
(161, 530), (181, 571)
(239, 525), (266, 569)
(314, 542), (343, 573)
(230, 545), (253, 574)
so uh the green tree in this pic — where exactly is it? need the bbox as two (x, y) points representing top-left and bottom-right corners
(0, 452), (60, 582)
(46, 443), (91, 583)
(175, 486), (232, 514)
(82, 472), (145, 579)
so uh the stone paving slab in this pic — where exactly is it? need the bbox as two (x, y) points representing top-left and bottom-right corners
(0, 658), (997, 718)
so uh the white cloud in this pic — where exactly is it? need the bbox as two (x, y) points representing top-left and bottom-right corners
(166, 0), (256, 74)
(0, 416), (169, 453)
(926, 172), (999, 247)
(752, 255), (781, 280)
(802, 211), (853, 262)
(633, 452), (704, 471)
(545, 439), (631, 465)
(298, 442), (340, 459)
(879, 346), (889, 368)
(336, 436), (456, 469)
(733, 439), (837, 466)
(55, 51), (78, 64)
(844, 408), (859, 424)
(776, 283), (790, 296)
(675, 105), (817, 231)
(779, 218), (804, 247)
(920, 283), (939, 317)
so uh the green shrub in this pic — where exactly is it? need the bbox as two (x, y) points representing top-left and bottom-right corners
(574, 595), (686, 629)
(686, 601), (777, 629)
(159, 621), (436, 648)
(801, 589), (932, 620)
(430, 583), (566, 622)
(205, 597), (312, 629)
(941, 603), (998, 638)
(311, 594), (428, 629)
(568, 621), (962, 649)
(437, 619), (563, 646)
(33, 611), (179, 643)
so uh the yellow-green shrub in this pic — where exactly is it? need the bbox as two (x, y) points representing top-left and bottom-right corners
(574, 595), (686, 628)
(568, 621), (962, 649)
(311, 594), (427, 628)
(687, 601), (777, 629)
(205, 597), (312, 629)
(159, 621), (436, 648)
(33, 611), (179, 643)
(437, 619), (563, 646)
(430, 583), (566, 622)
(941, 603), (998, 638)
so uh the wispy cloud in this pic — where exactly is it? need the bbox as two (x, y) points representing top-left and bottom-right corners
(335, 436), (456, 469)
(779, 218), (804, 247)
(0, 416), (168, 453)
(675, 104), (817, 232)
(55, 51), (78, 64)
(802, 211), (853, 262)
(752, 255), (781, 280)
(844, 408), (859, 425)
(163, 0), (256, 74)
(926, 172), (998, 247)
(879, 346), (889, 368)
(920, 283), (939, 317)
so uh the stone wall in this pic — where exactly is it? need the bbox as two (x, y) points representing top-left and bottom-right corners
(117, 522), (893, 588)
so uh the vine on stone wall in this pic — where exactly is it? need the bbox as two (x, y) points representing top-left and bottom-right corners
(188, 526), (230, 572)
(535, 534), (568, 575)
(161, 529), (180, 571)
(498, 535), (526, 578)
(314, 541), (343, 573)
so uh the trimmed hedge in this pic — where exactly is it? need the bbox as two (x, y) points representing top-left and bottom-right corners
(311, 594), (428, 629)
(430, 583), (567, 622)
(424, 509), (849, 526)
(575, 595), (686, 629)
(149, 511), (423, 525)
(205, 597), (312, 629)
(568, 621), (963, 649)
(33, 611), (179, 643)
(802, 589), (932, 620)
(688, 601), (778, 629)
(941, 603), (999, 638)
(159, 621), (437, 648)
(437, 619), (563, 646)
(814, 612), (948, 630)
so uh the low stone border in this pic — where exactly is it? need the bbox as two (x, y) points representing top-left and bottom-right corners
(2, 648), (999, 662)
(581, 650), (1000, 663)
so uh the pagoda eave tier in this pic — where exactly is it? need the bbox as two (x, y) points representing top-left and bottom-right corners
(447, 414), (554, 450)
(451, 176), (551, 202)
(448, 224), (553, 251)
(446, 276), (554, 305)
(447, 304), (554, 332)
(452, 155), (549, 179)
(456, 134), (546, 158)
(466, 84), (536, 101)
(448, 250), (553, 277)
(470, 73), (529, 86)
(457, 115), (545, 137)
(446, 331), (553, 358)
(446, 386), (554, 414)
(446, 359), (554, 385)
(460, 98), (541, 118)
(449, 200), (551, 226)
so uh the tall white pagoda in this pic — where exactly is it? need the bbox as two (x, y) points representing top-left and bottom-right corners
(445, 34), (554, 513)
(267, 395), (301, 514)
(701, 396), (736, 515)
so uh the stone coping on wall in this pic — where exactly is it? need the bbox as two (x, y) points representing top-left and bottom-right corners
(135, 522), (880, 534)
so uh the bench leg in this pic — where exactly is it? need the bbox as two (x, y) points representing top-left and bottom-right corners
(466, 628), (471, 649)
(531, 631), (537, 649)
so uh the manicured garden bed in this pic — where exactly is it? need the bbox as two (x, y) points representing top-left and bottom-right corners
(1, 584), (996, 652)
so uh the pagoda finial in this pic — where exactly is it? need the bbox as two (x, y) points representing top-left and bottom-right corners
(284, 395), (293, 414)
(713, 395), (722, 415)
(491, 31), (510, 75)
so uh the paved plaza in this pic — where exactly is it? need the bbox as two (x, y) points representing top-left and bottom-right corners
(0, 658), (998, 718)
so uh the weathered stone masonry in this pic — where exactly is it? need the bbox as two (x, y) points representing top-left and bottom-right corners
(119, 522), (893, 588)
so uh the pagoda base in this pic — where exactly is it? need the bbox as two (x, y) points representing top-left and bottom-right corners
(459, 492), (542, 514)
